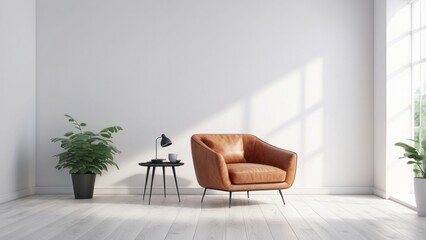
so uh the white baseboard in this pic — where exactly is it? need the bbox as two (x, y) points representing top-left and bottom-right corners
(36, 186), (374, 195)
(0, 187), (35, 204)
(389, 195), (417, 211)
(284, 186), (373, 195)
(373, 187), (388, 199)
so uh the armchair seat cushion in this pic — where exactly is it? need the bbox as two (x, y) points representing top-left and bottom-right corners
(227, 163), (286, 184)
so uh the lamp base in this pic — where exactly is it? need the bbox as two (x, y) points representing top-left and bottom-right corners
(151, 159), (166, 163)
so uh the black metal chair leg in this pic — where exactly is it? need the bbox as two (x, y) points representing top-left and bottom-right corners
(143, 166), (150, 200)
(149, 167), (156, 205)
(247, 191), (249, 199)
(278, 189), (285, 205)
(201, 188), (207, 202)
(171, 166), (181, 202)
(229, 192), (232, 208)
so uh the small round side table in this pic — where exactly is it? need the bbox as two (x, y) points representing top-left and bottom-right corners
(138, 161), (184, 205)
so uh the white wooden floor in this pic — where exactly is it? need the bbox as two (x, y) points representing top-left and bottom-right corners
(0, 194), (425, 240)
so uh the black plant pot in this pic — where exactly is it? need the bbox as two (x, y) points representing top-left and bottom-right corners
(71, 173), (96, 199)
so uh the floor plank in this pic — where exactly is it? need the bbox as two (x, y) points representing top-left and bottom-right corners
(19, 197), (111, 240)
(257, 195), (298, 240)
(0, 195), (64, 228)
(224, 196), (247, 240)
(272, 195), (322, 240)
(77, 196), (141, 240)
(164, 196), (201, 240)
(301, 195), (368, 240)
(134, 196), (181, 240)
(242, 196), (274, 240)
(0, 194), (425, 240)
(313, 195), (409, 240)
(193, 196), (227, 240)
(290, 195), (348, 240)
(104, 196), (168, 240)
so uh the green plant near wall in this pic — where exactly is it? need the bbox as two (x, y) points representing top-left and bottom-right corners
(395, 139), (426, 178)
(51, 114), (123, 175)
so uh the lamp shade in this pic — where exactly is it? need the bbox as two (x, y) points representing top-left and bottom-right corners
(153, 134), (172, 160)
(160, 134), (172, 147)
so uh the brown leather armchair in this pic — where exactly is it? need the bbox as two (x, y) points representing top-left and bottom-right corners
(191, 134), (297, 207)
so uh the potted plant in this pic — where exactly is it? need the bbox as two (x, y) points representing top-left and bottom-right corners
(395, 140), (426, 216)
(51, 114), (123, 199)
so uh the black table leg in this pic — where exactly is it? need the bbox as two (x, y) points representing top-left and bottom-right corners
(162, 166), (166, 197)
(171, 166), (181, 202)
(149, 167), (156, 205)
(143, 166), (151, 200)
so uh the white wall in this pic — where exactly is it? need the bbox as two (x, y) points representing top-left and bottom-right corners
(36, 0), (374, 194)
(0, 0), (36, 203)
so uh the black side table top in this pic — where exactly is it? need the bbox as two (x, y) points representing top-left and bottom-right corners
(139, 162), (184, 167)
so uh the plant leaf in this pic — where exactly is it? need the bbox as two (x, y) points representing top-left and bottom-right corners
(395, 142), (418, 153)
(64, 132), (74, 137)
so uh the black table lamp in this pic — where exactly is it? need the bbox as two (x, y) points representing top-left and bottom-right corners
(153, 134), (172, 160)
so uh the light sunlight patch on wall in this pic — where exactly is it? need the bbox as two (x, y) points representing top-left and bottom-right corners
(387, 4), (411, 76)
(304, 58), (324, 110)
(250, 69), (302, 136)
(252, 58), (324, 186)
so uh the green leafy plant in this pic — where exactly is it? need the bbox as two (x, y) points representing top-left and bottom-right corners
(51, 114), (123, 175)
(395, 139), (426, 178)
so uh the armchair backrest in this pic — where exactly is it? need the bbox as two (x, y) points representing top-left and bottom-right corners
(198, 134), (246, 164)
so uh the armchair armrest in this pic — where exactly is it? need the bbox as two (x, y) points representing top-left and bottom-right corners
(251, 137), (297, 187)
(191, 135), (231, 190)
